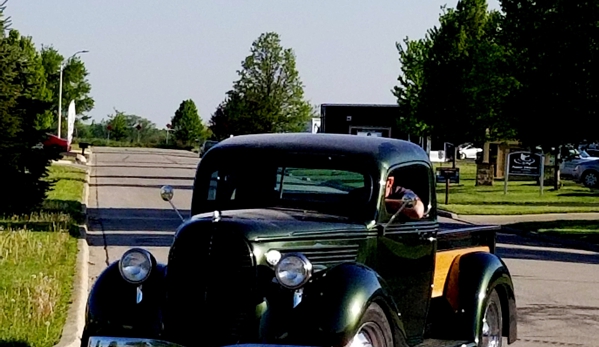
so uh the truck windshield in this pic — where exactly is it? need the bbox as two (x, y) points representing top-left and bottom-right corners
(200, 162), (372, 216)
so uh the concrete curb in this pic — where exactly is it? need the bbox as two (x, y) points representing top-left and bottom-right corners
(53, 164), (91, 347)
(440, 210), (599, 253)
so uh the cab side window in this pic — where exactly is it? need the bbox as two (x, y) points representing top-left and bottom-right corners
(380, 163), (432, 223)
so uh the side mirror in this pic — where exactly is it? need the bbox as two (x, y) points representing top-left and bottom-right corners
(400, 191), (418, 208)
(380, 192), (419, 235)
(160, 185), (184, 222)
(160, 185), (174, 201)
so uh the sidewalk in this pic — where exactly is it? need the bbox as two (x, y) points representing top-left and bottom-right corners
(440, 211), (599, 253)
(455, 212), (599, 225)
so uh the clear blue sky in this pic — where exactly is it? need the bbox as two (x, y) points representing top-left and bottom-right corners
(6, 1), (500, 128)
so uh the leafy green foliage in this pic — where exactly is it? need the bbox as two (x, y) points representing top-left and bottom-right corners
(171, 99), (204, 146)
(107, 111), (128, 141)
(396, 0), (518, 147)
(500, 0), (599, 150)
(39, 46), (93, 133)
(0, 22), (59, 214)
(393, 37), (432, 137)
(210, 32), (313, 140)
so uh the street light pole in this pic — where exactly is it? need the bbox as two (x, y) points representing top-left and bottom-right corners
(57, 50), (89, 138)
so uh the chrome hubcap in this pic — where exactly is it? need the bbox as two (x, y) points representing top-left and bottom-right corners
(585, 174), (597, 187)
(350, 330), (373, 347)
(349, 322), (383, 347)
(481, 301), (501, 347)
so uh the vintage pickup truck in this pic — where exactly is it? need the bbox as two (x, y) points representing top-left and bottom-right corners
(82, 133), (517, 347)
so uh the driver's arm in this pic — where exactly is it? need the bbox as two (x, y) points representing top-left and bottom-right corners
(385, 194), (425, 220)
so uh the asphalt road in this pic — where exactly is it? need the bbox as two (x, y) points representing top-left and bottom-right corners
(87, 147), (599, 347)
(87, 147), (199, 286)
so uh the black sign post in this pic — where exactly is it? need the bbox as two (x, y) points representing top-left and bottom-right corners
(504, 151), (545, 195)
(444, 142), (456, 168)
(436, 167), (460, 204)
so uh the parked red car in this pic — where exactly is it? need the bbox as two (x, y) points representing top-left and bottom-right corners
(43, 134), (71, 153)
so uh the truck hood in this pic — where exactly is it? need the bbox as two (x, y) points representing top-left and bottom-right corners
(184, 208), (369, 241)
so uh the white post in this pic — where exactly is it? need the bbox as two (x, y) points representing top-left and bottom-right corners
(504, 152), (509, 195)
(57, 63), (64, 138)
(540, 154), (545, 196)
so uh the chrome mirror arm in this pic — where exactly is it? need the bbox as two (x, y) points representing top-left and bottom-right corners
(160, 185), (185, 222)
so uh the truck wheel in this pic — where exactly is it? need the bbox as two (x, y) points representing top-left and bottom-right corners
(582, 170), (599, 188)
(478, 289), (502, 347)
(347, 302), (395, 347)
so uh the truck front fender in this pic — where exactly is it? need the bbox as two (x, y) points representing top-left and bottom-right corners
(262, 263), (406, 347)
(84, 260), (167, 341)
(445, 252), (517, 344)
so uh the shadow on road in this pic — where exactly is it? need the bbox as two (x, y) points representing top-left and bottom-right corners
(92, 175), (194, 180)
(92, 164), (197, 170)
(87, 207), (189, 247)
(90, 183), (193, 190)
(517, 304), (599, 325)
(497, 233), (599, 265)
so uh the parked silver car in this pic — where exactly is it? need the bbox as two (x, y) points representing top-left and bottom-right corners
(560, 149), (599, 179)
(572, 159), (599, 188)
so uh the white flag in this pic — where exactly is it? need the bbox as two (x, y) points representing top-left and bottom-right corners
(67, 100), (76, 146)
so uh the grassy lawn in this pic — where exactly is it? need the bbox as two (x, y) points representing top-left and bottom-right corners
(506, 220), (599, 246)
(434, 161), (599, 215)
(0, 164), (85, 347)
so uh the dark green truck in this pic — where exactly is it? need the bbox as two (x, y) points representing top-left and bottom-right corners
(83, 133), (517, 347)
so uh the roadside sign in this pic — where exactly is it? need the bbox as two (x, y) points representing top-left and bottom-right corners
(507, 151), (542, 176)
(436, 167), (460, 204)
(504, 151), (545, 195)
(436, 167), (460, 184)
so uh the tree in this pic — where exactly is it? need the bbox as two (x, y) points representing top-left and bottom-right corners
(171, 99), (203, 146)
(500, 0), (599, 188)
(395, 0), (518, 148)
(40, 45), (94, 133)
(393, 37), (433, 137)
(107, 110), (128, 141)
(0, 16), (59, 214)
(209, 32), (313, 139)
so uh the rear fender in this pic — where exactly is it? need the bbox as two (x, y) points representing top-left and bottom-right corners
(445, 252), (517, 344)
(261, 263), (406, 347)
(84, 259), (167, 339)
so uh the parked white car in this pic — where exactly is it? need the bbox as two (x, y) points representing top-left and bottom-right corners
(458, 143), (482, 160)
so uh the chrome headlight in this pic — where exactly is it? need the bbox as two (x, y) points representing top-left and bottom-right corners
(274, 253), (312, 289)
(119, 248), (153, 284)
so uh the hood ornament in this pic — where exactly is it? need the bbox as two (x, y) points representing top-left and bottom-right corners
(212, 210), (221, 222)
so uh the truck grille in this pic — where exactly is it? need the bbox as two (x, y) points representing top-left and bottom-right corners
(165, 225), (256, 346)
(278, 244), (359, 266)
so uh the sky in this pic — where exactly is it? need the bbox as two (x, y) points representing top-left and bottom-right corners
(6, 1), (501, 128)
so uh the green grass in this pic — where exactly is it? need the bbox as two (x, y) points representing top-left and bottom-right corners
(0, 164), (85, 347)
(434, 161), (599, 215)
(506, 220), (599, 246)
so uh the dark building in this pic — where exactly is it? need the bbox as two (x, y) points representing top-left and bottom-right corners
(319, 104), (430, 153)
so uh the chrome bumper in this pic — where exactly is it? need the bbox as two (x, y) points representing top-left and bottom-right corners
(88, 336), (316, 347)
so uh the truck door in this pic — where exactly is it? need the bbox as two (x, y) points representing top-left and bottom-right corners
(375, 162), (437, 345)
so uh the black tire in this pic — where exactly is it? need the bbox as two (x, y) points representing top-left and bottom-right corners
(460, 152), (467, 160)
(346, 302), (396, 347)
(478, 289), (503, 347)
(581, 170), (599, 188)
